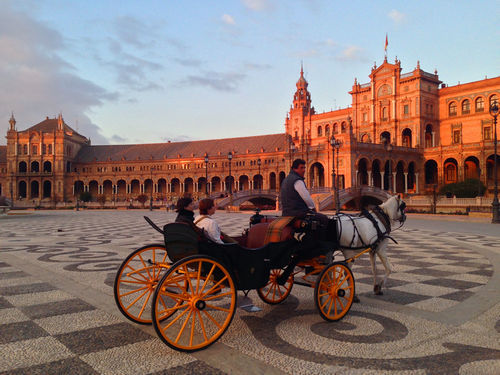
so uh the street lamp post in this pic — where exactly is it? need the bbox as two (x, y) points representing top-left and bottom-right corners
(10, 173), (14, 208)
(75, 168), (80, 211)
(227, 152), (233, 195)
(257, 158), (261, 191)
(490, 102), (499, 223)
(330, 135), (341, 213)
(289, 141), (296, 169)
(149, 166), (154, 211)
(204, 153), (209, 196)
(384, 140), (393, 192)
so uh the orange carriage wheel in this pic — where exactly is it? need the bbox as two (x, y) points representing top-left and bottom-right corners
(152, 255), (237, 352)
(314, 262), (355, 322)
(257, 269), (294, 305)
(114, 244), (172, 324)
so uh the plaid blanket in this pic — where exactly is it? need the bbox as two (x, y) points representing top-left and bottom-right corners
(264, 216), (295, 244)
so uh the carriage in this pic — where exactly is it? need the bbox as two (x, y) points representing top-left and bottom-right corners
(113, 212), (378, 352)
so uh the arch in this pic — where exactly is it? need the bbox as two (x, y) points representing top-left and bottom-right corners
(30, 181), (39, 198)
(253, 174), (263, 190)
(309, 162), (325, 188)
(170, 178), (180, 194)
(333, 123), (338, 134)
(43, 161), (52, 173)
(184, 178), (194, 194)
(269, 172), (277, 190)
(211, 176), (221, 192)
(425, 124), (433, 148)
(489, 94), (498, 108)
(317, 125), (322, 137)
(157, 178), (167, 194)
(279, 171), (286, 188)
(19, 161), (27, 173)
(377, 84), (392, 96)
(475, 96), (485, 112)
(449, 101), (457, 116)
(197, 177), (207, 194)
(408, 162), (416, 191)
(461, 99), (471, 114)
(130, 179), (140, 194)
(103, 180), (113, 197)
(74, 180), (84, 196)
(424, 160), (438, 185)
(89, 180), (99, 197)
(358, 158), (369, 186)
(395, 161), (405, 193)
(380, 131), (391, 144)
(341, 121), (347, 133)
(31, 161), (39, 172)
(42, 181), (51, 199)
(325, 125), (330, 138)
(486, 154), (500, 182)
(225, 176), (234, 193)
(239, 175), (249, 190)
(402, 128), (412, 148)
(117, 180), (127, 196)
(361, 133), (370, 143)
(144, 179), (153, 194)
(19, 181), (27, 198)
(464, 156), (480, 179)
(372, 160), (382, 188)
(444, 158), (458, 184)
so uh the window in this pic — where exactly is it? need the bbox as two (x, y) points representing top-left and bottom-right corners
(453, 130), (461, 144)
(484, 126), (491, 140)
(48, 144), (52, 154)
(23, 145), (27, 154)
(42, 144), (46, 154)
(362, 112), (368, 122)
(490, 94), (499, 108)
(475, 97), (484, 112)
(333, 123), (338, 134)
(382, 107), (388, 120)
(325, 125), (330, 137)
(446, 164), (456, 182)
(461, 99), (470, 114)
(341, 122), (346, 133)
(449, 102), (457, 116)
(317, 126), (322, 137)
(403, 105), (409, 115)
(32, 145), (37, 155)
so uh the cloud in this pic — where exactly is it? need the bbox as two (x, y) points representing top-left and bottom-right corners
(388, 9), (406, 24)
(244, 62), (272, 70)
(0, 3), (116, 145)
(177, 71), (246, 92)
(174, 57), (203, 67)
(221, 14), (236, 25)
(242, 0), (272, 11)
(110, 134), (129, 143)
(336, 46), (369, 63)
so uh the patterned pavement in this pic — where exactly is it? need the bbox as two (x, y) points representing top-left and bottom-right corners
(0, 210), (499, 374)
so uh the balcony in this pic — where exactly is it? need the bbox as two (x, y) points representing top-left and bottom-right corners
(16, 171), (53, 177)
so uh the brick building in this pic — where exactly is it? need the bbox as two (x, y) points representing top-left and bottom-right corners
(1, 58), (499, 206)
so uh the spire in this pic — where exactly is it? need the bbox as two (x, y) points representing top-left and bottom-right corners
(9, 112), (16, 130)
(57, 113), (63, 130)
(296, 63), (308, 89)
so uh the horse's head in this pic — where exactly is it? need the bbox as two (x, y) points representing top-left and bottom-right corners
(380, 195), (406, 225)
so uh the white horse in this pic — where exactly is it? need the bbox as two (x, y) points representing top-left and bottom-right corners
(336, 194), (406, 296)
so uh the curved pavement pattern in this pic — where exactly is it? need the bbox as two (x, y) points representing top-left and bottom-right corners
(0, 211), (499, 374)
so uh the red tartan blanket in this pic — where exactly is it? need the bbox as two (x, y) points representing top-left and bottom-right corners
(264, 216), (295, 244)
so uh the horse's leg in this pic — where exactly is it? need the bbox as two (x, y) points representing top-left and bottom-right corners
(377, 243), (392, 290)
(369, 250), (380, 294)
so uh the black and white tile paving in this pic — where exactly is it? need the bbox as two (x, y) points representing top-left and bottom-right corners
(1, 210), (499, 374)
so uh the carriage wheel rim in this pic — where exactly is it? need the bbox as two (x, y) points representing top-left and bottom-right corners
(152, 255), (236, 351)
(114, 244), (170, 324)
(257, 268), (293, 304)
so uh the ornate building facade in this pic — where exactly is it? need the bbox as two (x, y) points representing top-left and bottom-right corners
(1, 57), (499, 206)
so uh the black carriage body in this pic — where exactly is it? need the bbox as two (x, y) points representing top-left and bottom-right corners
(163, 222), (295, 290)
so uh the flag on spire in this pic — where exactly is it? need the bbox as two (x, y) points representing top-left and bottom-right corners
(384, 33), (388, 52)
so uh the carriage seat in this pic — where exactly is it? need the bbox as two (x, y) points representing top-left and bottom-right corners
(246, 219), (295, 249)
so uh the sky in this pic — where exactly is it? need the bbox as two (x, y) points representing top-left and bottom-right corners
(1, 0), (499, 146)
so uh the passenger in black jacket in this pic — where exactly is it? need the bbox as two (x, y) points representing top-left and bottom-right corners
(175, 197), (195, 224)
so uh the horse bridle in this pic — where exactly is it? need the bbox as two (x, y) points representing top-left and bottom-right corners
(397, 200), (407, 225)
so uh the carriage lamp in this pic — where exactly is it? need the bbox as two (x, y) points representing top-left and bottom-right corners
(204, 153), (209, 196)
(227, 152), (233, 195)
(490, 102), (499, 223)
(257, 158), (262, 190)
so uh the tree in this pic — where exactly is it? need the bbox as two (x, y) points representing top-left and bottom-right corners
(136, 194), (148, 207)
(79, 191), (92, 203)
(439, 178), (486, 198)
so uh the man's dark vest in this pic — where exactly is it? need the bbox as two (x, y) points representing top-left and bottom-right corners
(280, 170), (309, 217)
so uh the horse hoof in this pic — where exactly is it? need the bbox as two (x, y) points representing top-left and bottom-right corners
(353, 295), (360, 303)
(374, 285), (383, 295)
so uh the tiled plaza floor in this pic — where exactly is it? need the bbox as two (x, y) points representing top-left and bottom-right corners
(1, 210), (499, 374)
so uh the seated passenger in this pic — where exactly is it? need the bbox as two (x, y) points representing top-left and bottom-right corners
(195, 198), (236, 244)
(175, 197), (195, 224)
